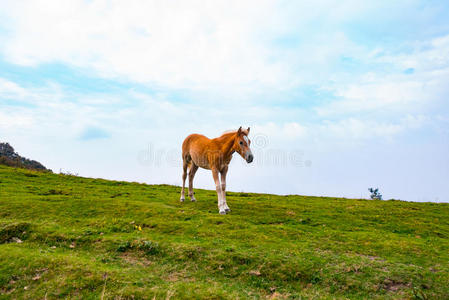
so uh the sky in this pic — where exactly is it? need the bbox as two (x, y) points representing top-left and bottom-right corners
(0, 0), (448, 202)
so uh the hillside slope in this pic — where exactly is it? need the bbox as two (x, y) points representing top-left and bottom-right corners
(0, 165), (448, 299)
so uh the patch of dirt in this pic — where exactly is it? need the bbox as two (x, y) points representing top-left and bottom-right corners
(120, 252), (152, 267)
(353, 253), (386, 262)
(166, 272), (182, 282)
(266, 291), (290, 299)
(165, 270), (194, 283)
(249, 270), (261, 276)
(345, 265), (362, 273)
(382, 279), (411, 292)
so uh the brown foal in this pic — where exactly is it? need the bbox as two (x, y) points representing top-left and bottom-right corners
(180, 127), (253, 214)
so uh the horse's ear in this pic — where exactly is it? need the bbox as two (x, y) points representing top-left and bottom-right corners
(237, 126), (242, 134)
(247, 127), (250, 134)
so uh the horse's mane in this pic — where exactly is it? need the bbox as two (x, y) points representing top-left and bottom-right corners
(220, 129), (237, 136)
(220, 128), (248, 137)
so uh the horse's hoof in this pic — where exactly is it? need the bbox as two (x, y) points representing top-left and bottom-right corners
(190, 197), (197, 202)
(219, 210), (227, 215)
(225, 208), (231, 213)
(180, 197), (185, 202)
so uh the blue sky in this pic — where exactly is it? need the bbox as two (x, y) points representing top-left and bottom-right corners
(1, 0), (448, 202)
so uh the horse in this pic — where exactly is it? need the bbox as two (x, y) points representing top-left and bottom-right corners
(180, 126), (253, 214)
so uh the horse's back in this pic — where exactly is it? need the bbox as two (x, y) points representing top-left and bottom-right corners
(182, 134), (210, 156)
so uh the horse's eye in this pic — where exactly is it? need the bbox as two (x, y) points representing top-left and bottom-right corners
(239, 141), (243, 145)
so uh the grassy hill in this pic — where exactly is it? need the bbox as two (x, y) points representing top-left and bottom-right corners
(0, 165), (448, 299)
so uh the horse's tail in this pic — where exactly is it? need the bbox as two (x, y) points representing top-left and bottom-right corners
(181, 135), (193, 168)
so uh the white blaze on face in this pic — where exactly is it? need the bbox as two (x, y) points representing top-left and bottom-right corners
(243, 135), (253, 160)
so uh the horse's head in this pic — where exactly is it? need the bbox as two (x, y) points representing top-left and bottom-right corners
(234, 126), (253, 163)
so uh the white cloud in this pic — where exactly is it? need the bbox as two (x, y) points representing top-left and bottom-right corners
(0, 111), (34, 129)
(0, 75), (433, 150)
(253, 122), (308, 141)
(1, 0), (291, 93)
(0, 78), (29, 99)
(375, 34), (449, 72)
(253, 115), (430, 148)
(317, 117), (412, 141)
(315, 33), (449, 117)
(0, 0), (403, 98)
(316, 80), (428, 116)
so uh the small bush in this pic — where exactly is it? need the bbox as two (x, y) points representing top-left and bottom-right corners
(368, 188), (382, 200)
(139, 240), (160, 255)
(117, 241), (132, 252)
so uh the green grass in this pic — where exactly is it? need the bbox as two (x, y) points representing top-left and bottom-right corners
(0, 164), (448, 299)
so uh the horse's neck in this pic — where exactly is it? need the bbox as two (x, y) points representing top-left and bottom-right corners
(217, 133), (236, 158)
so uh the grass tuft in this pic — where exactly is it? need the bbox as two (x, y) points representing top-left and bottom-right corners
(0, 222), (31, 244)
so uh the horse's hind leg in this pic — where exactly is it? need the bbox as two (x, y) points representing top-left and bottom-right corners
(188, 163), (199, 201)
(180, 159), (188, 202)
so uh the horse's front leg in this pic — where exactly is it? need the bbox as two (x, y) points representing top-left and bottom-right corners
(212, 168), (225, 214)
(220, 166), (230, 212)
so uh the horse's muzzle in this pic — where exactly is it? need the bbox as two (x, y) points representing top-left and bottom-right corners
(246, 154), (254, 163)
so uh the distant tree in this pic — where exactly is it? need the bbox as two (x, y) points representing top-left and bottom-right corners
(0, 142), (51, 172)
(368, 188), (382, 200)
